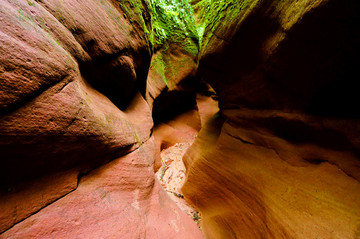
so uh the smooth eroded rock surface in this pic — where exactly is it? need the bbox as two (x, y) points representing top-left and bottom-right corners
(0, 0), (202, 237)
(0, 0), (152, 189)
(2, 138), (202, 238)
(182, 0), (360, 238)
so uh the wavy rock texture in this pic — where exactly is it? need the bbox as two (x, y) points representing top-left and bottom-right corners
(2, 138), (202, 238)
(147, 43), (200, 171)
(0, 0), (202, 237)
(3, 0), (360, 237)
(182, 0), (360, 238)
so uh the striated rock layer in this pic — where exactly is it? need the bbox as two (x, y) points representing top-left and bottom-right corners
(2, 138), (202, 238)
(0, 0), (202, 237)
(0, 0), (152, 192)
(183, 0), (360, 238)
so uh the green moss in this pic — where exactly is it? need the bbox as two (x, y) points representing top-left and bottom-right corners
(113, 0), (200, 85)
(116, 0), (153, 49)
(151, 53), (169, 85)
(17, 8), (40, 30)
(150, 47), (195, 85)
(191, 0), (259, 49)
(27, 0), (35, 6)
(150, 0), (199, 55)
(113, 0), (199, 56)
(133, 130), (140, 142)
(18, 8), (25, 19)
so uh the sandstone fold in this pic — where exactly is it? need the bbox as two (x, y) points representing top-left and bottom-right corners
(0, 0), (202, 237)
(0, 0), (152, 187)
(2, 138), (202, 238)
(147, 43), (201, 171)
(182, 0), (360, 238)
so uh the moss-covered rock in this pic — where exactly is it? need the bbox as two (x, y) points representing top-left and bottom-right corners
(150, 0), (199, 55)
(191, 0), (259, 51)
(146, 0), (200, 121)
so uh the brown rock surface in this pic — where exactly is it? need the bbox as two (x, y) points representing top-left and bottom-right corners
(0, 0), (202, 237)
(153, 108), (200, 171)
(183, 111), (360, 238)
(195, 85), (219, 127)
(0, 0), (152, 187)
(2, 138), (202, 238)
(197, 0), (360, 115)
(146, 38), (200, 172)
(182, 0), (360, 238)
(155, 142), (201, 226)
(147, 43), (199, 125)
(4, 0), (360, 237)
(152, 87), (219, 171)
(0, 170), (78, 234)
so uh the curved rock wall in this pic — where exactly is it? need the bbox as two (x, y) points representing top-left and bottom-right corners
(3, 0), (359, 237)
(0, 0), (202, 237)
(182, 0), (360, 238)
(0, 0), (152, 190)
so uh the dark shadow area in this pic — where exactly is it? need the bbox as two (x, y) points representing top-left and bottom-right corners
(79, 48), (150, 111)
(152, 69), (200, 125)
(304, 158), (327, 165)
(198, 0), (360, 118)
(267, 0), (360, 117)
(258, 116), (360, 154)
(0, 135), (134, 193)
(197, 0), (282, 110)
(152, 88), (197, 125)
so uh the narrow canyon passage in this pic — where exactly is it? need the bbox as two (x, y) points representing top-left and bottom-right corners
(153, 89), (219, 227)
(1, 0), (360, 238)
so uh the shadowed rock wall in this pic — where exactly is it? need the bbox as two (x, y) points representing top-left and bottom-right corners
(0, 0), (202, 237)
(182, 0), (360, 238)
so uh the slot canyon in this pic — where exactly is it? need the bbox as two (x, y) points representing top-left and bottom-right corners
(1, 0), (360, 238)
